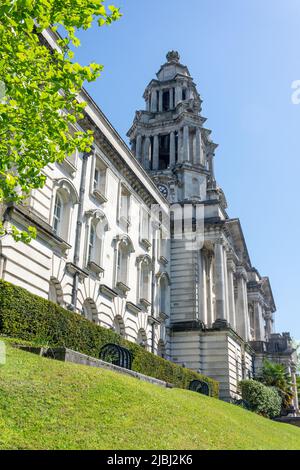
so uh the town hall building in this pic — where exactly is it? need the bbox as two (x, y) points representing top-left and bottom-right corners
(0, 29), (298, 408)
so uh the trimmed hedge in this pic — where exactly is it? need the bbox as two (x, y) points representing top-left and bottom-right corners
(239, 380), (282, 419)
(0, 280), (219, 397)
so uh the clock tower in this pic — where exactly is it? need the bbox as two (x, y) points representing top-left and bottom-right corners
(127, 51), (219, 205)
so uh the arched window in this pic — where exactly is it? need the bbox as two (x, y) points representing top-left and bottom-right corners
(53, 193), (63, 235)
(88, 223), (96, 264)
(137, 255), (152, 306)
(115, 235), (134, 291)
(117, 243), (129, 285)
(52, 179), (79, 241)
(141, 263), (150, 301)
(137, 329), (147, 349)
(158, 273), (170, 314)
(85, 210), (109, 274)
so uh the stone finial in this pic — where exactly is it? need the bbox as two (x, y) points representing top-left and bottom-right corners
(166, 51), (180, 63)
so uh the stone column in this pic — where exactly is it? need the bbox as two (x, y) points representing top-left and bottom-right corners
(159, 90), (163, 112)
(175, 85), (181, 105)
(223, 249), (230, 321)
(178, 128), (183, 163)
(214, 241), (227, 320)
(253, 300), (265, 341)
(136, 135), (142, 161)
(265, 310), (273, 339)
(146, 96), (150, 111)
(227, 258), (236, 330)
(183, 125), (190, 162)
(151, 90), (157, 112)
(153, 135), (159, 170)
(195, 127), (201, 165)
(131, 139), (136, 155)
(291, 365), (299, 414)
(143, 137), (151, 170)
(204, 252), (214, 327)
(170, 131), (176, 167)
(200, 142), (205, 166)
(199, 250), (207, 325)
(236, 266), (250, 341)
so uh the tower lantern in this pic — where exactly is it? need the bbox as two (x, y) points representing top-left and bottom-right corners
(127, 51), (218, 203)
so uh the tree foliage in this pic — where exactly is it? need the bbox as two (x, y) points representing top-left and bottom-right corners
(257, 359), (294, 409)
(0, 0), (121, 241)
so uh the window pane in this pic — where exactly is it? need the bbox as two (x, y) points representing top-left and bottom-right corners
(88, 225), (96, 262)
(53, 194), (62, 234)
(120, 189), (130, 220)
(94, 168), (99, 190)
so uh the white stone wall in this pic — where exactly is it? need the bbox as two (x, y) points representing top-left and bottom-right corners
(170, 330), (202, 371)
(0, 95), (171, 356)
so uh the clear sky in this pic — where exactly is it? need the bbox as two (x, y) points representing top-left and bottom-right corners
(73, 0), (300, 340)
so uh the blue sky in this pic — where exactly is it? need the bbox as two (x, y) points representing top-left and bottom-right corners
(73, 0), (300, 339)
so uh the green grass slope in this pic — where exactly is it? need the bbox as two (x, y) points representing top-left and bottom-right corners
(1, 337), (300, 450)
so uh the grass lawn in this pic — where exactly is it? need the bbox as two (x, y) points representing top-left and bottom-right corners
(0, 336), (300, 450)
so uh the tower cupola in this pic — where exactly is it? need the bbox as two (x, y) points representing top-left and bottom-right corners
(127, 52), (218, 203)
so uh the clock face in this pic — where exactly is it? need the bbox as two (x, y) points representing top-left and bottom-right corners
(157, 184), (168, 198)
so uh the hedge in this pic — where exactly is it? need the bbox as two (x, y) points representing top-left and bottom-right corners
(239, 380), (282, 419)
(0, 280), (219, 397)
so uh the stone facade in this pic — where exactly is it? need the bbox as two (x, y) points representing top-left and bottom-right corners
(127, 51), (299, 408)
(0, 36), (298, 410)
(0, 30), (171, 357)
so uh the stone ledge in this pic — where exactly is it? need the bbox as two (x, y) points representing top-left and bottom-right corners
(274, 417), (300, 427)
(14, 345), (175, 389)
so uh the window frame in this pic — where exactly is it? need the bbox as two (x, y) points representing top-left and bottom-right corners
(118, 183), (131, 230)
(84, 210), (109, 276)
(51, 180), (78, 243)
(90, 153), (108, 204)
(139, 207), (152, 249)
(53, 193), (63, 235)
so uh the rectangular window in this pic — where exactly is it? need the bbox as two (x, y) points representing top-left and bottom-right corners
(141, 208), (150, 241)
(156, 90), (159, 112)
(158, 134), (170, 170)
(120, 186), (131, 224)
(92, 156), (108, 204)
(53, 194), (62, 235)
(159, 227), (168, 261)
(93, 159), (107, 194)
(93, 168), (100, 191)
(88, 225), (96, 263)
(162, 90), (170, 111)
(141, 267), (149, 301)
(117, 248), (128, 285)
